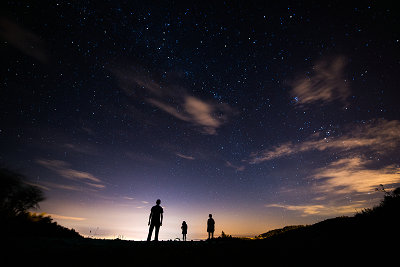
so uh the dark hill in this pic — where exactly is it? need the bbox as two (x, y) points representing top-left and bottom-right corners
(258, 187), (400, 246)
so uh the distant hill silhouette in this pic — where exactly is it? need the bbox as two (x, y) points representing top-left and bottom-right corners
(257, 225), (306, 239)
(257, 186), (400, 245)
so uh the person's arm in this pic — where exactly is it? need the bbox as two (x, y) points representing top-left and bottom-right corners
(160, 213), (163, 226)
(148, 212), (152, 226)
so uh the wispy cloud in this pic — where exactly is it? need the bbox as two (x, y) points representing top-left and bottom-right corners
(85, 182), (106, 189)
(63, 143), (99, 156)
(176, 153), (195, 160)
(0, 18), (49, 63)
(184, 96), (230, 135)
(257, 119), (400, 217)
(249, 119), (400, 163)
(113, 69), (234, 135)
(225, 161), (245, 172)
(36, 159), (105, 190)
(290, 56), (349, 108)
(147, 94), (231, 135)
(313, 157), (400, 195)
(24, 181), (51, 191)
(265, 201), (367, 217)
(39, 181), (83, 192)
(47, 213), (86, 221)
(263, 157), (400, 217)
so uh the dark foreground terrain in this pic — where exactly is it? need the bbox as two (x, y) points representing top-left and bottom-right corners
(3, 185), (400, 266)
(4, 224), (398, 266)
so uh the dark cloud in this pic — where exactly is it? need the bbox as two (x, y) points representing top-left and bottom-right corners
(0, 18), (49, 63)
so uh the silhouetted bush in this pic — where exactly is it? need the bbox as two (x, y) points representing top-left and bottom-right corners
(218, 231), (232, 239)
(356, 185), (400, 220)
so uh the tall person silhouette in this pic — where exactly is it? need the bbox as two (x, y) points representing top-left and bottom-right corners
(147, 199), (163, 241)
(181, 221), (187, 241)
(207, 214), (215, 239)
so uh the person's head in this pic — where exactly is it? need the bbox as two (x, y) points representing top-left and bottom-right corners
(156, 199), (161, 205)
(182, 221), (186, 225)
(209, 214), (212, 218)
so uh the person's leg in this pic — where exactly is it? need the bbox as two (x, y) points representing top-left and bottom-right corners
(154, 224), (160, 241)
(147, 224), (154, 241)
(208, 232), (210, 239)
(211, 231), (214, 239)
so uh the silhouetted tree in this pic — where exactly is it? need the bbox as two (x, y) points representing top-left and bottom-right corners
(0, 168), (45, 218)
(1, 168), (82, 238)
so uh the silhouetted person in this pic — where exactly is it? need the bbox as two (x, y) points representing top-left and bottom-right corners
(147, 199), (163, 241)
(181, 221), (187, 241)
(207, 214), (215, 239)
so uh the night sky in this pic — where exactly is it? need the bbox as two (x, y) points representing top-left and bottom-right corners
(1, 1), (400, 240)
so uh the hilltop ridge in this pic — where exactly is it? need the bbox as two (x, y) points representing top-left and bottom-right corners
(256, 187), (400, 246)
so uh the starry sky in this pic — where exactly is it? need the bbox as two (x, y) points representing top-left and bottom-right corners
(1, 1), (400, 240)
